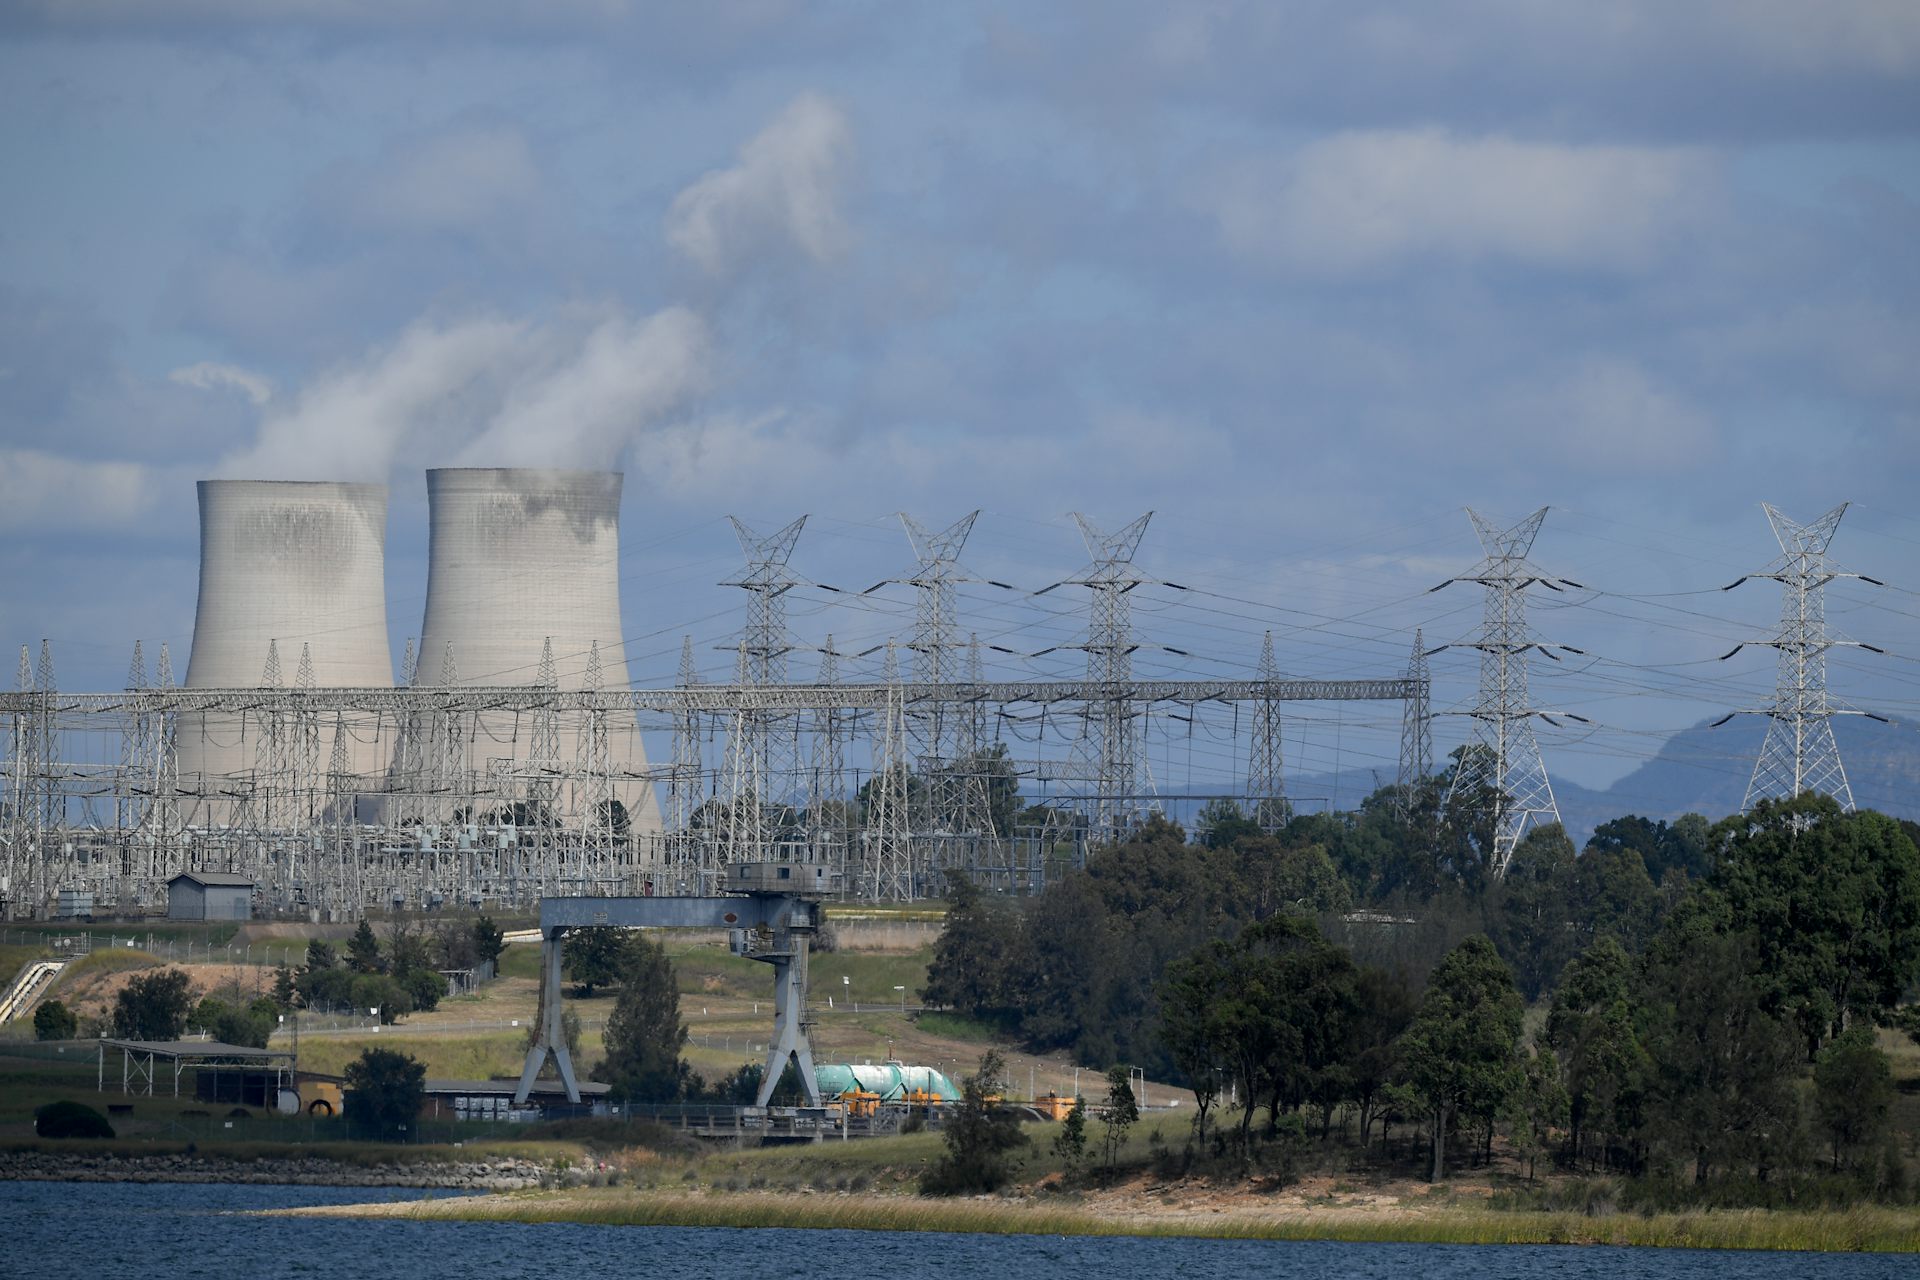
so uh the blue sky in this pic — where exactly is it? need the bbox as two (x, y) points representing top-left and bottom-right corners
(2, 3), (1917, 804)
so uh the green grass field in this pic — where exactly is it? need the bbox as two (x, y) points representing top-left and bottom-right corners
(0, 943), (49, 997)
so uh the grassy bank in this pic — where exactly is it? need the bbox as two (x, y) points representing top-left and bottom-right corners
(278, 1187), (1920, 1251)
(0, 943), (49, 994)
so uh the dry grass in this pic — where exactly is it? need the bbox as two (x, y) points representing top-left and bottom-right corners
(289, 1029), (601, 1081)
(274, 1187), (1920, 1250)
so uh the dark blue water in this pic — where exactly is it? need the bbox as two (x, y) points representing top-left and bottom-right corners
(2, 1181), (1911, 1279)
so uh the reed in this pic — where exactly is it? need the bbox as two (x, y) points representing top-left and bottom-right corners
(280, 1188), (1920, 1251)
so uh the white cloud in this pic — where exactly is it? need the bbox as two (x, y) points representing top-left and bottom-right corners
(1210, 129), (1716, 273)
(0, 449), (153, 530)
(218, 316), (523, 479)
(168, 360), (273, 406)
(215, 305), (711, 480)
(666, 92), (853, 274)
(458, 306), (711, 467)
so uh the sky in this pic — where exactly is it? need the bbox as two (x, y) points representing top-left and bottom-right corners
(2, 2), (1917, 808)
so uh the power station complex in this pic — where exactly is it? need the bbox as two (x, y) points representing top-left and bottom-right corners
(0, 471), (1862, 921)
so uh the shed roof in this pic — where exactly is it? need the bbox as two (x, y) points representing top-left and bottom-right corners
(167, 871), (256, 888)
(425, 1078), (611, 1098)
(102, 1039), (292, 1061)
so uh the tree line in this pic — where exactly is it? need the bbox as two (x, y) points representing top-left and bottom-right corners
(291, 914), (506, 1023)
(925, 775), (1920, 1192)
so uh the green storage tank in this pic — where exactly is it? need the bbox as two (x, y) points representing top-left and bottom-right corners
(813, 1062), (960, 1102)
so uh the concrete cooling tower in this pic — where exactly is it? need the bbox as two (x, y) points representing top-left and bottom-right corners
(416, 468), (660, 833)
(177, 480), (395, 825)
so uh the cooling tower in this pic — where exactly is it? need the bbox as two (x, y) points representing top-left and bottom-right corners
(177, 480), (395, 825)
(416, 468), (661, 833)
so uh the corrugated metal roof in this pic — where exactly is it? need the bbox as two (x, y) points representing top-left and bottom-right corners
(102, 1039), (291, 1059)
(168, 871), (256, 887)
(425, 1078), (610, 1097)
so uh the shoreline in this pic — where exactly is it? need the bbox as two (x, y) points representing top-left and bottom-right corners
(7, 1146), (1917, 1252)
(0, 1150), (547, 1190)
(265, 1186), (1920, 1252)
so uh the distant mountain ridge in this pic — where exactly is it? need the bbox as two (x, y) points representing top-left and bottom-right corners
(1549, 715), (1919, 845)
(1261, 716), (1918, 847)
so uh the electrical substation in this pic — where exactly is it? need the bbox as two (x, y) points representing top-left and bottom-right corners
(0, 472), (1877, 920)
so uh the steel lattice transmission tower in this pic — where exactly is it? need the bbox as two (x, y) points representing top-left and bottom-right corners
(722, 517), (807, 859)
(576, 641), (615, 853)
(953, 633), (1007, 875)
(806, 637), (849, 866)
(726, 516), (807, 687)
(1063, 512), (1155, 842)
(884, 511), (1014, 860)
(897, 511), (977, 788)
(1396, 629), (1433, 805)
(1246, 632), (1287, 831)
(667, 635), (704, 874)
(865, 641), (912, 901)
(1437, 508), (1584, 875)
(1718, 502), (1886, 811)
(527, 637), (562, 821)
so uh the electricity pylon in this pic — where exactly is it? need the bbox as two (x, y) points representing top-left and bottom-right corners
(722, 517), (808, 856)
(1397, 628), (1433, 805)
(1434, 508), (1586, 875)
(1060, 512), (1155, 843)
(1717, 502), (1886, 811)
(1246, 631), (1286, 831)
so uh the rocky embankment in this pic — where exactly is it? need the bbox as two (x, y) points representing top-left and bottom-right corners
(0, 1150), (549, 1189)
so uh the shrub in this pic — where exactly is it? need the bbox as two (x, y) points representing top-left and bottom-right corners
(921, 1049), (1030, 1196)
(343, 1047), (425, 1141)
(194, 995), (275, 1048)
(34, 1000), (78, 1041)
(349, 974), (414, 1025)
(400, 967), (445, 1014)
(36, 1100), (114, 1139)
(112, 967), (195, 1040)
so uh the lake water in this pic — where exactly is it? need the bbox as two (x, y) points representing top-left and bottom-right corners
(2, 1181), (1912, 1279)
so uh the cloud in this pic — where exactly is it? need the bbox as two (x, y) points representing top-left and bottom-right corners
(4, 1), (814, 43)
(216, 304), (711, 480)
(457, 306), (712, 467)
(1500, 358), (1718, 472)
(1210, 129), (1716, 274)
(168, 360), (273, 406)
(666, 92), (853, 274)
(312, 125), (545, 242)
(976, 3), (1920, 141)
(0, 449), (154, 530)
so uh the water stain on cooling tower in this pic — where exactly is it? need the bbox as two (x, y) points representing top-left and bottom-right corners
(229, 506), (360, 583)
(434, 468), (621, 546)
